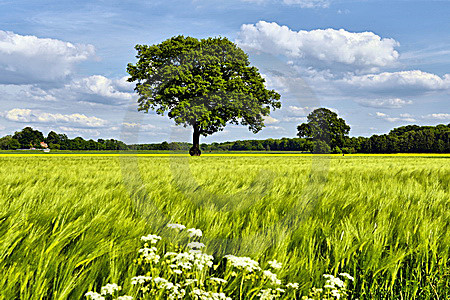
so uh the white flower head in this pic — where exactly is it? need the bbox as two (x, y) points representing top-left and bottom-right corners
(224, 255), (261, 273)
(167, 223), (186, 231)
(339, 272), (355, 281)
(138, 247), (160, 264)
(263, 270), (282, 285)
(85, 292), (105, 300)
(187, 242), (205, 249)
(187, 228), (202, 238)
(100, 283), (121, 295)
(141, 234), (161, 244)
(268, 260), (282, 270)
(208, 277), (227, 284)
(131, 276), (152, 285)
(286, 282), (299, 289)
(117, 296), (133, 300)
(323, 274), (345, 289)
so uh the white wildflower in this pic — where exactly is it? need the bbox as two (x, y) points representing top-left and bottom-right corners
(173, 269), (182, 275)
(286, 282), (299, 289)
(224, 255), (261, 273)
(85, 291), (105, 300)
(258, 289), (278, 300)
(268, 260), (282, 270)
(263, 270), (282, 285)
(100, 283), (120, 295)
(208, 277), (227, 284)
(323, 274), (345, 289)
(184, 279), (198, 286)
(141, 234), (161, 244)
(117, 296), (133, 300)
(191, 288), (231, 300)
(339, 272), (355, 281)
(167, 223), (186, 231)
(139, 247), (160, 264)
(187, 228), (203, 238)
(187, 242), (205, 249)
(131, 275), (152, 285)
(331, 289), (341, 299)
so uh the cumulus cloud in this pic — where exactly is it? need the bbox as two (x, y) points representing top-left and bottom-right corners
(287, 105), (317, 116)
(2, 108), (107, 128)
(422, 113), (450, 120)
(237, 21), (399, 70)
(0, 30), (95, 84)
(66, 75), (134, 101)
(356, 98), (412, 109)
(343, 70), (450, 91)
(121, 122), (156, 130)
(18, 86), (57, 101)
(58, 126), (101, 137)
(263, 115), (280, 124)
(375, 111), (416, 123)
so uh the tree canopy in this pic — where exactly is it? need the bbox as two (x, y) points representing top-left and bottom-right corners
(12, 127), (45, 148)
(127, 35), (281, 155)
(297, 108), (350, 150)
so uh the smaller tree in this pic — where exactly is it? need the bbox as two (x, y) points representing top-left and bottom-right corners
(13, 127), (45, 148)
(313, 140), (331, 154)
(0, 136), (20, 150)
(297, 108), (350, 149)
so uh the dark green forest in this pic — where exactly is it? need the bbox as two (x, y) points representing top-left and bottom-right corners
(1, 123), (448, 153)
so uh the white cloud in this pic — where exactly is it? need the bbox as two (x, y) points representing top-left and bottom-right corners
(422, 113), (450, 120)
(263, 115), (280, 124)
(343, 70), (450, 91)
(375, 111), (416, 123)
(58, 126), (101, 137)
(2, 108), (107, 128)
(283, 0), (329, 8)
(287, 105), (317, 116)
(356, 98), (412, 109)
(66, 75), (134, 101)
(121, 122), (156, 130)
(267, 125), (284, 130)
(237, 21), (399, 70)
(282, 116), (307, 122)
(0, 30), (95, 84)
(242, 0), (331, 8)
(19, 86), (57, 101)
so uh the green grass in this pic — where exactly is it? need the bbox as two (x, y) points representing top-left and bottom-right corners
(0, 155), (448, 299)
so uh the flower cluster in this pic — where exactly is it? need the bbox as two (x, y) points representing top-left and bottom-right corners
(85, 223), (355, 300)
(302, 273), (354, 300)
(224, 255), (261, 273)
(85, 283), (128, 300)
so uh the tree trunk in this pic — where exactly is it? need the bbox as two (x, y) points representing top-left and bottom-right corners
(189, 123), (202, 156)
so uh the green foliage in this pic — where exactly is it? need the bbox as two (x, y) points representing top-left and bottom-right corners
(0, 156), (448, 299)
(127, 35), (281, 151)
(12, 126), (45, 148)
(313, 140), (331, 154)
(297, 108), (350, 148)
(0, 135), (20, 150)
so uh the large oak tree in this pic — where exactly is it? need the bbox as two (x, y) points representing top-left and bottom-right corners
(127, 36), (281, 156)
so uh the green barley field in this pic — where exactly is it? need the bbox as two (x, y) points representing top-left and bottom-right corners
(0, 154), (449, 299)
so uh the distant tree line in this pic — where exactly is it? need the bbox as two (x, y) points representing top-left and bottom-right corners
(0, 127), (127, 150)
(1, 122), (448, 153)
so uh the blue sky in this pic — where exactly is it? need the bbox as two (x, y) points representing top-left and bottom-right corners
(0, 0), (449, 143)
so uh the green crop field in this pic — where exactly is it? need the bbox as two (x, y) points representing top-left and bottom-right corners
(0, 155), (449, 299)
